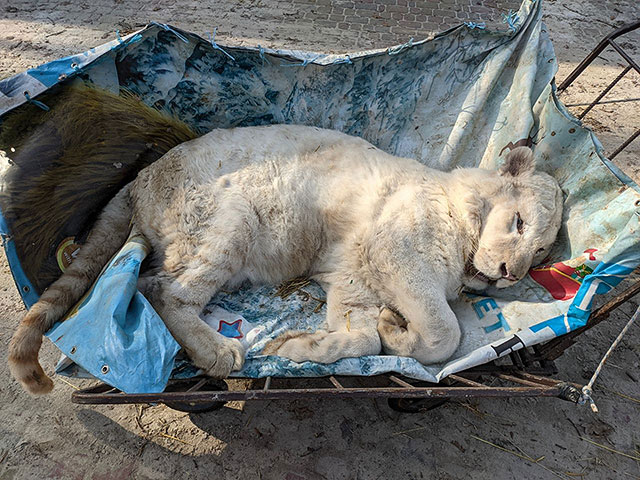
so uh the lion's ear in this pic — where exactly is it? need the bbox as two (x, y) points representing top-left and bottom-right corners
(499, 147), (535, 177)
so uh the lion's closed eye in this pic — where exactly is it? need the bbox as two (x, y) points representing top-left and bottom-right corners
(516, 212), (524, 235)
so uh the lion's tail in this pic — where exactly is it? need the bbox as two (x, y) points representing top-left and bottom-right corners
(8, 184), (133, 394)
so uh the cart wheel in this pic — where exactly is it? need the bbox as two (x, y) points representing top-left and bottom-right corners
(387, 380), (453, 413)
(162, 378), (228, 413)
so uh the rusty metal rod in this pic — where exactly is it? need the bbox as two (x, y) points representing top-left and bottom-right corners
(609, 127), (640, 160)
(186, 378), (208, 393)
(565, 97), (640, 107)
(557, 21), (640, 92)
(329, 376), (344, 389)
(608, 39), (640, 76)
(448, 374), (487, 388)
(578, 65), (631, 120)
(388, 375), (415, 388)
(591, 280), (640, 320)
(495, 373), (548, 388)
(514, 371), (565, 387)
(537, 279), (640, 360)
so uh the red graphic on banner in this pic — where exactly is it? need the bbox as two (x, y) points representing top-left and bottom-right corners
(529, 249), (598, 301)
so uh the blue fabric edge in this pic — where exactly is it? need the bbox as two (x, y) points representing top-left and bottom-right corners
(0, 207), (39, 308)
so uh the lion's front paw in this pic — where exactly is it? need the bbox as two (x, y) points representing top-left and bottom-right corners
(194, 338), (245, 378)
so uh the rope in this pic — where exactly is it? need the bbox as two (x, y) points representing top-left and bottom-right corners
(579, 304), (640, 412)
(388, 38), (414, 55)
(24, 91), (50, 111)
(501, 10), (519, 33)
(258, 45), (270, 65)
(151, 22), (189, 43)
(209, 28), (235, 62)
(463, 21), (486, 30)
(331, 55), (353, 65)
(280, 54), (321, 67)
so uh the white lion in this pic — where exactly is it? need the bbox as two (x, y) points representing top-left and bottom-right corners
(9, 124), (563, 394)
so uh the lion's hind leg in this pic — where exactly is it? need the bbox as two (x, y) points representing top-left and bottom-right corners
(266, 327), (380, 364)
(376, 295), (460, 365)
(265, 283), (382, 364)
(376, 306), (410, 348)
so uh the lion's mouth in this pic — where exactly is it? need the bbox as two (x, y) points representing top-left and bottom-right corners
(464, 258), (498, 285)
(474, 271), (496, 283)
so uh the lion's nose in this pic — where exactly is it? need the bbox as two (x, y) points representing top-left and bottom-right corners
(500, 263), (518, 281)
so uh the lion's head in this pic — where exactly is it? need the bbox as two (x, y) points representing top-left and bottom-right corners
(464, 146), (563, 290)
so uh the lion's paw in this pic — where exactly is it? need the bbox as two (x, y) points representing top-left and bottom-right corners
(194, 338), (245, 378)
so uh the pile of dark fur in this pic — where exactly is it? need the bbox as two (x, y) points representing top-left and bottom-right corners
(0, 83), (197, 293)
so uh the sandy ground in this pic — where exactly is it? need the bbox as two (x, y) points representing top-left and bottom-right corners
(1, 1), (640, 479)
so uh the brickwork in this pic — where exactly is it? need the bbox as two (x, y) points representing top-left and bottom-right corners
(265, 0), (525, 46)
